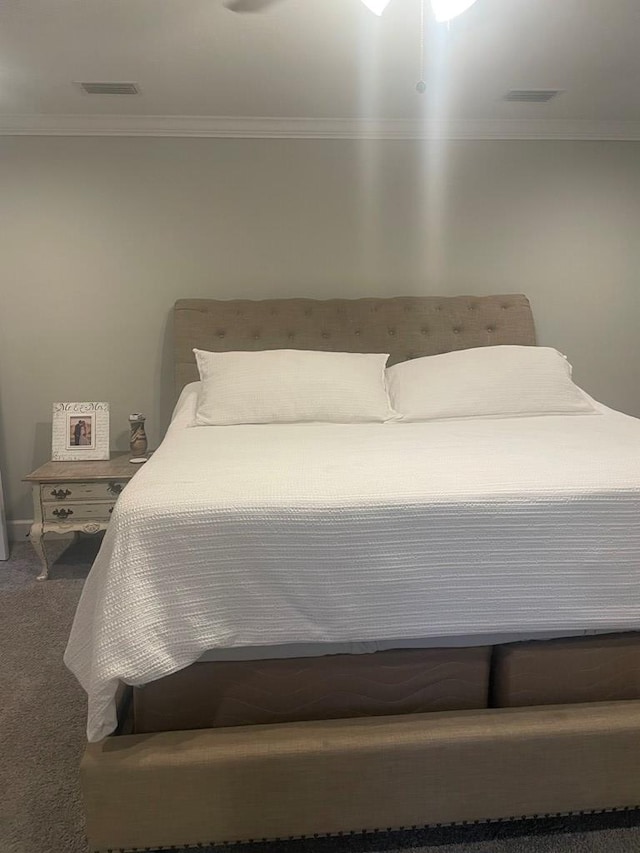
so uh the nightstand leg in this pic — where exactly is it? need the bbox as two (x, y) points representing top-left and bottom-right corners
(30, 524), (50, 581)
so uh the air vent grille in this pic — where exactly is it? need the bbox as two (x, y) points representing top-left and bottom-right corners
(505, 89), (561, 103)
(80, 82), (139, 95)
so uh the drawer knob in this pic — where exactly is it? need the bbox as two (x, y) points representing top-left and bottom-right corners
(107, 482), (124, 496)
(52, 508), (74, 519)
(51, 488), (71, 500)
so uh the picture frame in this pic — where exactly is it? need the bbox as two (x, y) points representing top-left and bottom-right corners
(52, 402), (110, 461)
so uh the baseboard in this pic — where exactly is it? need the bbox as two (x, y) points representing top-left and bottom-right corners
(0, 521), (7, 560)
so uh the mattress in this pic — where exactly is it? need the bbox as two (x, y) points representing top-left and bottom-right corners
(132, 646), (491, 732)
(195, 630), (614, 661)
(132, 631), (640, 733)
(65, 385), (640, 741)
(492, 631), (640, 707)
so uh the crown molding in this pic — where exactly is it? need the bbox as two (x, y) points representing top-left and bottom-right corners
(1, 114), (640, 140)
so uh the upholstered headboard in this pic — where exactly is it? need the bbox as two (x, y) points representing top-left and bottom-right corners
(174, 294), (536, 394)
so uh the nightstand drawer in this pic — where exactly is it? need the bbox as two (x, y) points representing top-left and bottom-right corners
(43, 501), (116, 522)
(42, 481), (127, 502)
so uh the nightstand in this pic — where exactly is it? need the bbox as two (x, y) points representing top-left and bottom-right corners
(23, 452), (144, 581)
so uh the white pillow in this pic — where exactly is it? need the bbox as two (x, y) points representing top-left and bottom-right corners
(169, 381), (201, 431)
(193, 349), (397, 425)
(386, 346), (596, 422)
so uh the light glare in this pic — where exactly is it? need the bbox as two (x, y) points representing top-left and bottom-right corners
(360, 0), (392, 15)
(430, 0), (479, 22)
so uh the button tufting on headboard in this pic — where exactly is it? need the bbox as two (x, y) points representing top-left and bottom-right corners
(174, 295), (536, 395)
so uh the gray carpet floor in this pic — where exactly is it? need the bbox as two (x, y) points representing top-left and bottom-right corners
(1, 538), (640, 853)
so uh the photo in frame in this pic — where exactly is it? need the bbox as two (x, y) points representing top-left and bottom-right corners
(52, 402), (110, 461)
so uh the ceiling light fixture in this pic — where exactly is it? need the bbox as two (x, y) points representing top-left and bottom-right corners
(430, 0), (478, 22)
(360, 0), (478, 21)
(359, 0), (392, 14)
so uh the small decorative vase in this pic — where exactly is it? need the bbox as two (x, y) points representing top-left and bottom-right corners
(129, 414), (148, 464)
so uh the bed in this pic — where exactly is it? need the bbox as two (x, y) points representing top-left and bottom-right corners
(71, 294), (640, 852)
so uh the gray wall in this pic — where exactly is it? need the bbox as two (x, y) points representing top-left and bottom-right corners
(1, 137), (639, 526)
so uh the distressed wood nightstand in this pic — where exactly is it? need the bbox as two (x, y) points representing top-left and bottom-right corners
(23, 452), (144, 580)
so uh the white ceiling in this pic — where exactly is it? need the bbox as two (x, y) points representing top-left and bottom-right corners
(1, 0), (639, 137)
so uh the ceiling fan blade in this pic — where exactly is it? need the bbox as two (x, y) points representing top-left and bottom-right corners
(224, 0), (284, 12)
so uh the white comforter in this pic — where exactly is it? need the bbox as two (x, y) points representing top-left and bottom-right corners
(65, 387), (640, 741)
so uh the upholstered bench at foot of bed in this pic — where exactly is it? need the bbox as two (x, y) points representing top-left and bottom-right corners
(82, 700), (640, 852)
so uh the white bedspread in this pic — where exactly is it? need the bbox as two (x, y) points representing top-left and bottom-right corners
(65, 388), (640, 741)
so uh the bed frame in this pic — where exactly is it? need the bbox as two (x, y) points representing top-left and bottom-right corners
(80, 294), (640, 852)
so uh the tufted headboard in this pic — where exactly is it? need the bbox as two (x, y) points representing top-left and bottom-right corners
(174, 294), (536, 394)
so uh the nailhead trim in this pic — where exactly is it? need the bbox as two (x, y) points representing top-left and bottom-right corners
(98, 805), (640, 852)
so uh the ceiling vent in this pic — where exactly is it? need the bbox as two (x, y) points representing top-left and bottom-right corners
(80, 82), (140, 95)
(504, 89), (562, 103)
